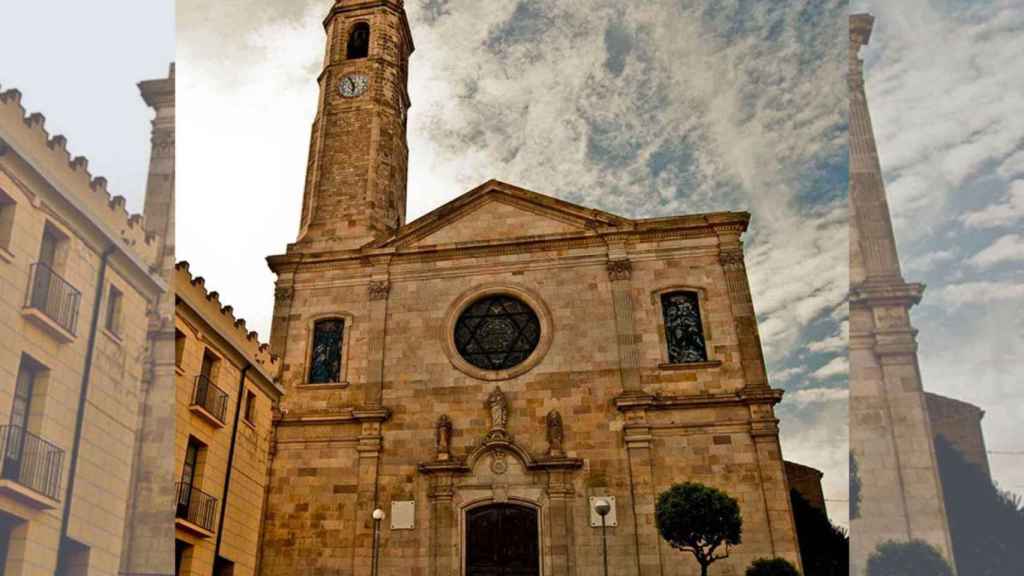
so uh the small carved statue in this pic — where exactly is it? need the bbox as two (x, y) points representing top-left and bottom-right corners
(436, 415), (452, 461)
(546, 409), (564, 457)
(487, 387), (508, 431)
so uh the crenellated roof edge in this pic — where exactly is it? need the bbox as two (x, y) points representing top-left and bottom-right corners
(0, 85), (160, 267)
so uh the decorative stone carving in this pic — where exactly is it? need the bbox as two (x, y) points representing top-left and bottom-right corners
(546, 409), (564, 457)
(436, 415), (452, 461)
(368, 280), (391, 301)
(719, 249), (746, 272)
(490, 450), (508, 475)
(274, 286), (294, 305)
(487, 387), (508, 431)
(606, 259), (633, 281)
(151, 130), (174, 158)
(485, 386), (511, 442)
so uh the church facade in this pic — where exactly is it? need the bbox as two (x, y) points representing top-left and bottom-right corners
(259, 2), (802, 575)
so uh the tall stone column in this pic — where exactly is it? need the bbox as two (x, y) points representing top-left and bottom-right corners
(848, 14), (957, 575)
(121, 63), (175, 576)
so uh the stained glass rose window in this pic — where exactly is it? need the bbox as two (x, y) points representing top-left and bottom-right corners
(454, 295), (541, 371)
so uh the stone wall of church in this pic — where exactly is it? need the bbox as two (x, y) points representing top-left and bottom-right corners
(261, 209), (800, 576)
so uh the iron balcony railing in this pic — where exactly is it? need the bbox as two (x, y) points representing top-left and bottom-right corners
(0, 425), (64, 501)
(176, 482), (218, 532)
(26, 262), (81, 335)
(191, 374), (228, 423)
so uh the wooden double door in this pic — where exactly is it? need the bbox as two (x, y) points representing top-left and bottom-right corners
(466, 504), (540, 576)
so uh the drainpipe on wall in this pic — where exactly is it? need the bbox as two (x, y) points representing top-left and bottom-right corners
(214, 362), (250, 563)
(55, 243), (115, 575)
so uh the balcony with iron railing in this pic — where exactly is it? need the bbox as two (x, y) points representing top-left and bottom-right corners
(0, 425), (64, 509)
(22, 262), (81, 342)
(175, 482), (218, 536)
(190, 374), (228, 427)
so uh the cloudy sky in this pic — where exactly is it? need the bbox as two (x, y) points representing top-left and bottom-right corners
(177, 0), (851, 525)
(853, 0), (1024, 500)
(0, 1), (174, 212)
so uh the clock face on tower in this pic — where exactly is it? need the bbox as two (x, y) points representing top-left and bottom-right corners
(339, 74), (369, 98)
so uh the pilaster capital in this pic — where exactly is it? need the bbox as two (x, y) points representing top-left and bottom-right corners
(606, 259), (632, 281)
(719, 249), (746, 272)
(368, 280), (391, 301)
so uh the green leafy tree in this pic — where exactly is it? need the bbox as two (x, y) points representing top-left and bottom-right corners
(866, 540), (953, 576)
(655, 482), (742, 576)
(790, 490), (848, 576)
(934, 435), (1024, 575)
(746, 558), (802, 576)
(850, 451), (861, 520)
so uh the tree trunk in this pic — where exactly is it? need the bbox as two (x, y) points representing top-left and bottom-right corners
(701, 563), (709, 576)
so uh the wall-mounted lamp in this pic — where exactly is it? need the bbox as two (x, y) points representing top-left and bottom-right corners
(593, 498), (611, 576)
(371, 508), (385, 576)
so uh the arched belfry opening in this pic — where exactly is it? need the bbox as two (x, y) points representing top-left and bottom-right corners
(346, 22), (370, 59)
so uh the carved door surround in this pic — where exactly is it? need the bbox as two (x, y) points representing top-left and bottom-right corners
(419, 388), (582, 576)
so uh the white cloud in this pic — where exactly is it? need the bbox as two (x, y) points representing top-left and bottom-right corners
(811, 356), (849, 381)
(905, 249), (956, 273)
(935, 280), (1024, 307)
(967, 234), (1024, 269)
(807, 320), (849, 354)
(961, 180), (1024, 229)
(998, 150), (1024, 180)
(786, 387), (849, 405)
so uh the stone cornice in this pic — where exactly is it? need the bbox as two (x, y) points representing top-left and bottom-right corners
(614, 388), (785, 412)
(274, 405), (392, 427)
(270, 214), (748, 275)
(851, 279), (925, 307)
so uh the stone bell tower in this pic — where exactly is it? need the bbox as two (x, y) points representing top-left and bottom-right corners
(295, 0), (414, 251)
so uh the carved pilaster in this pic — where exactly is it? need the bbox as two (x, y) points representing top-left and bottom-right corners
(717, 241), (770, 390)
(606, 256), (642, 393)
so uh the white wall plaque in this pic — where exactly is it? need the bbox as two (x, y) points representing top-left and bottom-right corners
(588, 496), (618, 527)
(391, 500), (415, 530)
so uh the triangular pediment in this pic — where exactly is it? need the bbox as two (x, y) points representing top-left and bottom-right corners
(378, 180), (629, 250)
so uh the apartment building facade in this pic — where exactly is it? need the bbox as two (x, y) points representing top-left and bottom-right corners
(0, 78), (167, 574)
(174, 262), (281, 576)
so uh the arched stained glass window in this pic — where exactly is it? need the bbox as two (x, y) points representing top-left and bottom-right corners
(661, 291), (708, 363)
(347, 22), (370, 60)
(309, 318), (344, 384)
(455, 295), (541, 371)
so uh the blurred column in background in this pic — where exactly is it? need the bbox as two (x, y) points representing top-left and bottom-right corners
(848, 13), (957, 575)
(121, 63), (176, 576)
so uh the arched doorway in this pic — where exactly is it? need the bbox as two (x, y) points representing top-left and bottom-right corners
(465, 503), (540, 576)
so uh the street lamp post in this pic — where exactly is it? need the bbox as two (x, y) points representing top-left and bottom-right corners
(594, 498), (611, 576)
(371, 508), (385, 576)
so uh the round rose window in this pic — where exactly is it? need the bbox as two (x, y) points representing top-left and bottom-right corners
(454, 295), (541, 371)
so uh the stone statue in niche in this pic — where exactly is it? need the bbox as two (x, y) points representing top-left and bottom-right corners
(546, 409), (564, 457)
(436, 414), (452, 461)
(487, 387), (508, 431)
